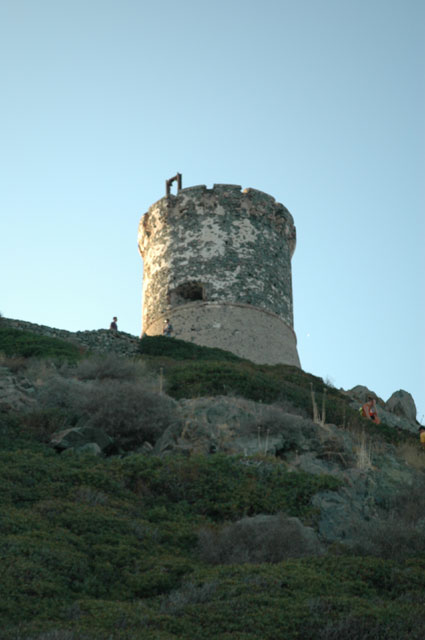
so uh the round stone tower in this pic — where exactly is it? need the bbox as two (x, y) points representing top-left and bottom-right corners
(138, 183), (301, 367)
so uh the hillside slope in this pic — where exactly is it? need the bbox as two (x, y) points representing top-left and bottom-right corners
(0, 320), (424, 639)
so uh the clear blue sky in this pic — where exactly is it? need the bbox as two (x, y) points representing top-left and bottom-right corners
(1, 0), (424, 421)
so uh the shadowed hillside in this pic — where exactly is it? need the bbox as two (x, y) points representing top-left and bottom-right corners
(0, 322), (424, 639)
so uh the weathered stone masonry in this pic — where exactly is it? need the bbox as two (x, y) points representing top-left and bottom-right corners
(138, 184), (301, 367)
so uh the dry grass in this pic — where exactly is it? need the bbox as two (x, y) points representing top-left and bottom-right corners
(74, 353), (147, 382)
(397, 441), (425, 470)
(354, 430), (374, 471)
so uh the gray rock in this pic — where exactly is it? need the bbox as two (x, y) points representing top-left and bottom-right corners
(76, 443), (102, 456)
(312, 490), (358, 542)
(347, 385), (385, 405)
(311, 443), (422, 544)
(0, 367), (36, 412)
(293, 452), (342, 477)
(51, 425), (113, 453)
(199, 513), (324, 564)
(385, 389), (417, 423)
(349, 400), (418, 434)
(155, 396), (311, 456)
(346, 386), (418, 433)
(234, 514), (324, 558)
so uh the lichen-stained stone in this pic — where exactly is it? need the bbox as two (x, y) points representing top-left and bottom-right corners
(138, 184), (301, 367)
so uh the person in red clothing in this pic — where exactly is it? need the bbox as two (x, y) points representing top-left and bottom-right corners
(362, 396), (381, 425)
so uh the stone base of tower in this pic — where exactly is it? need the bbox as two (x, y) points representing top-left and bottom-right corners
(143, 302), (301, 367)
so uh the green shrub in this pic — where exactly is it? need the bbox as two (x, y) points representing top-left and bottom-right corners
(119, 454), (341, 521)
(138, 335), (242, 361)
(160, 580), (218, 615)
(34, 374), (178, 449)
(351, 517), (425, 560)
(0, 433), (423, 640)
(21, 408), (75, 442)
(82, 380), (179, 448)
(300, 610), (425, 640)
(346, 478), (425, 559)
(391, 477), (425, 524)
(165, 361), (282, 402)
(0, 327), (82, 361)
(12, 630), (91, 640)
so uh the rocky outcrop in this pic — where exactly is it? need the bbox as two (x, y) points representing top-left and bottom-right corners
(0, 366), (36, 412)
(155, 396), (307, 456)
(385, 390), (417, 423)
(347, 384), (418, 433)
(348, 385), (385, 405)
(154, 395), (423, 545)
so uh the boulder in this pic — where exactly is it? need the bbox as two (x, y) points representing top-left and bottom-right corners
(347, 385), (384, 406)
(385, 390), (417, 423)
(199, 513), (324, 564)
(77, 443), (102, 456)
(51, 425), (113, 454)
(230, 514), (324, 559)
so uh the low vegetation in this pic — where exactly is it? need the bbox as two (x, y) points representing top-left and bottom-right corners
(0, 328), (424, 638)
(138, 334), (243, 361)
(140, 337), (411, 446)
(0, 326), (82, 361)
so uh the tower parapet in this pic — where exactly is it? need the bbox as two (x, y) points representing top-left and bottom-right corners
(138, 183), (301, 367)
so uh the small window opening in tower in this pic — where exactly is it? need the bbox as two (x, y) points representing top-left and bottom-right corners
(168, 281), (205, 306)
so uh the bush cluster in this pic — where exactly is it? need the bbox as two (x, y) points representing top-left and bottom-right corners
(32, 367), (176, 449)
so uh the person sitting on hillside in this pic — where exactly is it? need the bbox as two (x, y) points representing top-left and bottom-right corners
(419, 426), (425, 449)
(163, 319), (173, 337)
(361, 396), (381, 425)
(110, 316), (118, 331)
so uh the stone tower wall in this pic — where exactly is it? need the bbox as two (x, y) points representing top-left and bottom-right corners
(138, 184), (300, 367)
